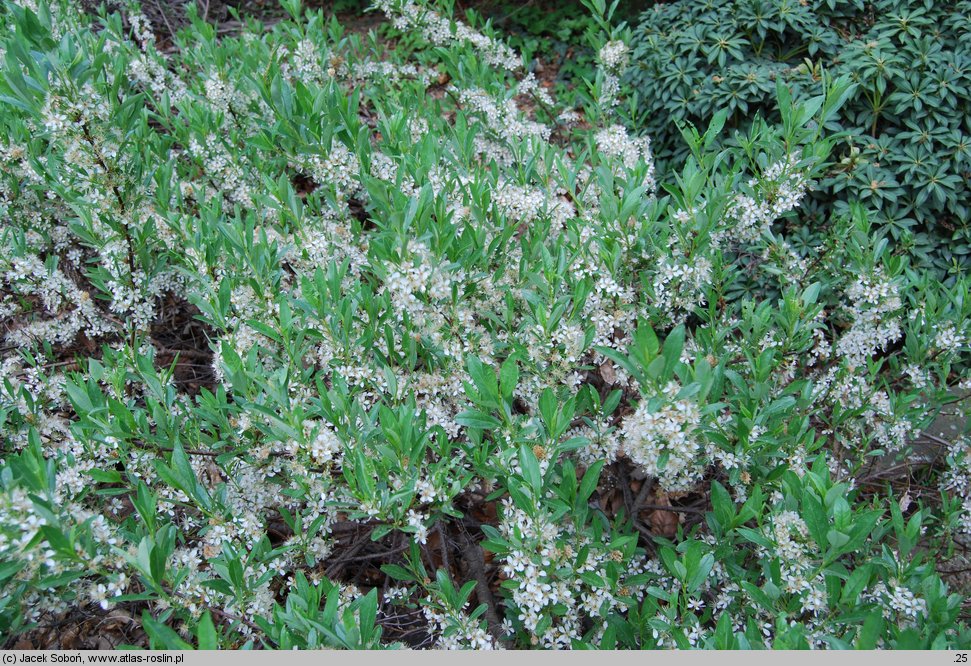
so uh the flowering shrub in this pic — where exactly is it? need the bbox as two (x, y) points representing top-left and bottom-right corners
(1, 0), (970, 650)
(627, 0), (971, 278)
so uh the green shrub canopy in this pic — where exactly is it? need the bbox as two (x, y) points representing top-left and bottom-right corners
(629, 0), (971, 276)
(0, 0), (969, 651)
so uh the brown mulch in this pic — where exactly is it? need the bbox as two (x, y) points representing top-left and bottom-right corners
(150, 295), (216, 394)
(6, 607), (145, 650)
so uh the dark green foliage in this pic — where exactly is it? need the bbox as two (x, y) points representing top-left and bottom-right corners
(459, 1), (643, 104)
(628, 0), (971, 277)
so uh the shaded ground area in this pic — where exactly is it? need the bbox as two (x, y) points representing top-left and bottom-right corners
(9, 609), (145, 650)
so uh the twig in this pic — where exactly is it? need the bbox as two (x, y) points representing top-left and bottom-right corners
(458, 529), (510, 649)
(634, 521), (656, 542)
(618, 463), (634, 517)
(331, 541), (412, 566)
(325, 529), (371, 579)
(154, 346), (212, 359)
(209, 607), (263, 634)
(637, 503), (704, 515)
(633, 476), (655, 511)
(150, 0), (176, 43)
(437, 523), (451, 575)
(921, 432), (962, 448)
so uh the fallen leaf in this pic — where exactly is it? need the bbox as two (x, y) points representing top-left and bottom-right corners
(60, 625), (79, 650)
(646, 492), (679, 538)
(600, 361), (616, 385)
(607, 488), (623, 516)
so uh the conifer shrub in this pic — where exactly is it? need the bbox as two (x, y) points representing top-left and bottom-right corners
(628, 0), (971, 277)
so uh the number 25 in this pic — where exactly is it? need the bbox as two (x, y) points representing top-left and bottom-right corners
(956, 654), (967, 663)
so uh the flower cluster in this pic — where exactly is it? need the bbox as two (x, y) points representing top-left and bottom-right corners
(595, 39), (629, 108)
(495, 499), (647, 648)
(375, 0), (520, 71)
(835, 270), (903, 367)
(621, 382), (704, 491)
(718, 156), (809, 245)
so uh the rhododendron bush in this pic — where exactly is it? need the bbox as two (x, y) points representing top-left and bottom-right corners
(0, 0), (969, 650)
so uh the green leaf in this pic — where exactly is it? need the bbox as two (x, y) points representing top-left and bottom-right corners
(455, 410), (502, 430)
(196, 611), (218, 650)
(710, 480), (735, 529)
(740, 581), (776, 610)
(661, 325), (686, 375)
(714, 610), (735, 648)
(841, 564), (871, 607)
(381, 564), (415, 582)
(687, 553), (715, 593)
(801, 282), (822, 306)
(518, 445), (543, 495)
(142, 612), (194, 649)
(736, 527), (773, 549)
(466, 356), (501, 408)
(593, 346), (643, 385)
(704, 109), (729, 149)
(0, 559), (26, 584)
(826, 529), (850, 550)
(577, 460), (605, 506)
(802, 491), (829, 548)
(856, 611), (884, 649)
(88, 469), (123, 484)
(499, 355), (519, 402)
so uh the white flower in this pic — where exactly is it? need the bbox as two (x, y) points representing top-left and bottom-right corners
(598, 41), (630, 71)
(621, 389), (703, 491)
(407, 510), (429, 544)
